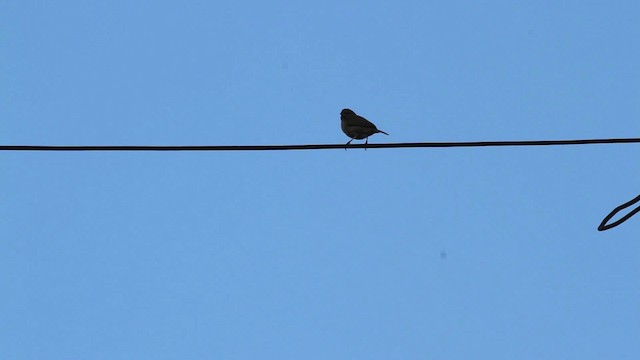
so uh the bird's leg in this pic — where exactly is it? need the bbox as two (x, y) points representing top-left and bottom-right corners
(345, 138), (353, 151)
(364, 137), (368, 151)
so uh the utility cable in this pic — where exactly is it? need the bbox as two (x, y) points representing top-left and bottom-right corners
(1, 137), (639, 151)
(2, 137), (638, 231)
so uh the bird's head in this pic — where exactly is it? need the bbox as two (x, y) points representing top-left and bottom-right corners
(341, 108), (356, 117)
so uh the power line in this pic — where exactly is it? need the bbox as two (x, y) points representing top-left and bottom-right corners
(2, 136), (638, 231)
(1, 137), (639, 151)
(598, 194), (640, 231)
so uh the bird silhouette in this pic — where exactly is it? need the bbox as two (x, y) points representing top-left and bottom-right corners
(340, 108), (389, 147)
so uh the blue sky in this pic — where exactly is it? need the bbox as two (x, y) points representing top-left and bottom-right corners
(1, 1), (639, 359)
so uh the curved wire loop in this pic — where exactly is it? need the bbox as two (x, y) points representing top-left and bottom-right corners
(598, 194), (640, 231)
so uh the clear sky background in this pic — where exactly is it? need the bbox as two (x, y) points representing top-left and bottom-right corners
(1, 1), (639, 359)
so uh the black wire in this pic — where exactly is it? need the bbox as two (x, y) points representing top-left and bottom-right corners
(2, 136), (638, 231)
(598, 194), (640, 231)
(1, 137), (639, 151)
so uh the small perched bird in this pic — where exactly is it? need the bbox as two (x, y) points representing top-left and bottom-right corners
(340, 108), (389, 146)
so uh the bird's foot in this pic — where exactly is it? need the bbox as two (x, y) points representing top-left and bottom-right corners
(345, 140), (353, 151)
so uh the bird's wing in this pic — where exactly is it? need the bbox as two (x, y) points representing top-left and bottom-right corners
(353, 114), (377, 128)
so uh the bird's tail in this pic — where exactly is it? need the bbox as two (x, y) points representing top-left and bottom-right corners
(377, 129), (389, 136)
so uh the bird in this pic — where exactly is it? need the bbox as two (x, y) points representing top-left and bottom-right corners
(340, 108), (389, 147)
